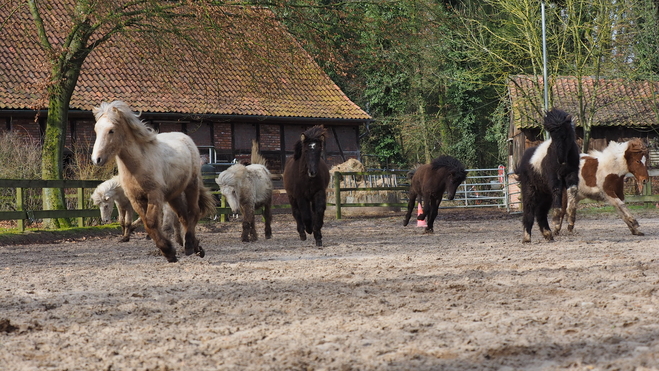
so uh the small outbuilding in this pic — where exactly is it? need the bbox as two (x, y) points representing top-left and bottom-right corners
(507, 75), (659, 169)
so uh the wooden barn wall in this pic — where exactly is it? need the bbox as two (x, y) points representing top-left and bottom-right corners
(0, 112), (362, 175)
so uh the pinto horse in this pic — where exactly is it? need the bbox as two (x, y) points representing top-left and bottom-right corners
(552, 138), (649, 236)
(515, 108), (580, 243)
(403, 156), (467, 234)
(91, 101), (215, 262)
(283, 125), (330, 247)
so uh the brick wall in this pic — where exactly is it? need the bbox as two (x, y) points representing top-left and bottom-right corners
(214, 123), (232, 150)
(10, 119), (41, 142)
(260, 124), (280, 151)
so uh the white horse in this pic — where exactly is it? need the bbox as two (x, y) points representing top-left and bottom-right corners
(91, 176), (184, 245)
(91, 176), (139, 242)
(215, 160), (273, 242)
(91, 101), (215, 262)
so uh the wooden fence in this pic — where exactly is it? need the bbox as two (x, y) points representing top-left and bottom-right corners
(1, 168), (658, 232)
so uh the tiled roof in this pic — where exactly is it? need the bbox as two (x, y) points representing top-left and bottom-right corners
(509, 75), (659, 129)
(0, 4), (371, 121)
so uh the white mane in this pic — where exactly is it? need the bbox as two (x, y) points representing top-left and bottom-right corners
(91, 176), (122, 205)
(93, 100), (156, 143)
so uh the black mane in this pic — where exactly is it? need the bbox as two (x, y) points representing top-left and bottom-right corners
(431, 155), (466, 175)
(293, 125), (327, 160)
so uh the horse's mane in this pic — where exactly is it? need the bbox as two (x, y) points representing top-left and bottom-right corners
(626, 138), (648, 155)
(93, 101), (156, 143)
(293, 125), (327, 160)
(430, 155), (466, 175)
(91, 176), (121, 204)
(543, 108), (574, 136)
(216, 164), (245, 187)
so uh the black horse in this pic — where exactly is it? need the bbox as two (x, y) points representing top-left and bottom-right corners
(283, 125), (331, 247)
(403, 155), (468, 234)
(515, 108), (580, 243)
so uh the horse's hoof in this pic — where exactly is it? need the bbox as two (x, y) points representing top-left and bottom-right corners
(265, 234), (272, 239)
(423, 229), (434, 234)
(196, 247), (205, 258)
(119, 237), (130, 242)
(633, 231), (645, 236)
(417, 214), (425, 221)
(166, 254), (178, 263)
(299, 234), (307, 241)
(315, 240), (322, 247)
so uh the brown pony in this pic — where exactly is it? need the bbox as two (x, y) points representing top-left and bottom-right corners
(283, 126), (330, 247)
(553, 138), (649, 235)
(403, 156), (468, 234)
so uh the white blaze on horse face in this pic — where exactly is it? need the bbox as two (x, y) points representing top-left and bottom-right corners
(641, 155), (647, 166)
(91, 116), (117, 166)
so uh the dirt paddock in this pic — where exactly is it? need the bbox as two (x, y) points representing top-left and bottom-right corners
(2, 208), (659, 370)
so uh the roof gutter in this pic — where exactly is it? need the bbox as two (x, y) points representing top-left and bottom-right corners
(2, 109), (373, 125)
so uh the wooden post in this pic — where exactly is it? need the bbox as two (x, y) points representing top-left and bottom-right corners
(77, 187), (84, 227)
(334, 172), (342, 220)
(16, 187), (24, 232)
(220, 194), (226, 222)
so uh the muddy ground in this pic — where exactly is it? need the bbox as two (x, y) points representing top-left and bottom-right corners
(2, 207), (659, 370)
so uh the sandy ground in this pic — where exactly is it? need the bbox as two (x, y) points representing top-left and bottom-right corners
(2, 207), (659, 370)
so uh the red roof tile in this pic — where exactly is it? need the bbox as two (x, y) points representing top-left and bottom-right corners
(509, 75), (659, 129)
(0, 4), (370, 121)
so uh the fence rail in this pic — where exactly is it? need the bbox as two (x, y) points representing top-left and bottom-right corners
(1, 167), (657, 232)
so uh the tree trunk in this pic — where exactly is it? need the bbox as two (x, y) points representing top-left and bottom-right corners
(41, 61), (83, 228)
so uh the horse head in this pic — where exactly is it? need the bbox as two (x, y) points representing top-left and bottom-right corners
(297, 126), (326, 178)
(91, 101), (155, 166)
(543, 108), (576, 166)
(625, 138), (650, 193)
(445, 168), (469, 200)
(216, 164), (245, 213)
(431, 156), (468, 200)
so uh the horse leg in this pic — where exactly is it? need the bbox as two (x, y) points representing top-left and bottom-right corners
(565, 185), (579, 233)
(171, 190), (204, 257)
(608, 195), (643, 236)
(311, 192), (326, 247)
(288, 196), (306, 241)
(521, 182), (535, 243)
(263, 203), (272, 239)
(403, 191), (418, 227)
(419, 195), (432, 222)
(240, 204), (256, 242)
(424, 197), (439, 234)
(295, 198), (313, 235)
(536, 197), (554, 242)
(551, 191), (567, 235)
(117, 205), (130, 242)
(137, 197), (177, 263)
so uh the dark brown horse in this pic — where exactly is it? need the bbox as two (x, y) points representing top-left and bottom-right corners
(283, 126), (331, 246)
(515, 108), (580, 243)
(403, 156), (468, 234)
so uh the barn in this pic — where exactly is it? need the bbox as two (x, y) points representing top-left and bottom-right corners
(0, 4), (371, 174)
(507, 75), (659, 169)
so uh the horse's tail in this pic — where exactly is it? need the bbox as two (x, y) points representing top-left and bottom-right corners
(198, 185), (217, 218)
(251, 140), (267, 166)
